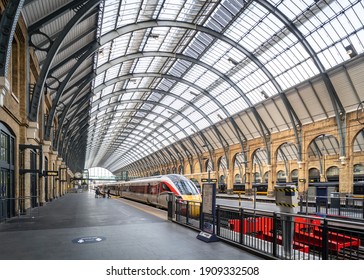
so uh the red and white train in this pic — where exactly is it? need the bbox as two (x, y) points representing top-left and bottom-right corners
(95, 174), (202, 211)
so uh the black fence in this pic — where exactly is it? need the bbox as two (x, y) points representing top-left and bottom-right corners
(299, 194), (364, 220)
(172, 201), (364, 260)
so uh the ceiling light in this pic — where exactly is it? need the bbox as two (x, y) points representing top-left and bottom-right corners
(261, 90), (269, 99)
(228, 57), (238, 66)
(149, 33), (159, 40)
(345, 44), (357, 58)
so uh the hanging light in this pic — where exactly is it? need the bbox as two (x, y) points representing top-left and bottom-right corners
(345, 44), (357, 58)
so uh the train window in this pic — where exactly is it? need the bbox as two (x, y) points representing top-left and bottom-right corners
(161, 183), (170, 192)
(174, 179), (199, 195)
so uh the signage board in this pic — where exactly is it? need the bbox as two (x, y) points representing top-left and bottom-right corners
(201, 178), (217, 183)
(43, 170), (59, 176)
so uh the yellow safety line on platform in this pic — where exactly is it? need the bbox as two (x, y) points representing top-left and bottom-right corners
(114, 197), (167, 220)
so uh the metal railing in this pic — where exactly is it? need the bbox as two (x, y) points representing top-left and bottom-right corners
(0, 196), (40, 223)
(172, 201), (364, 260)
(299, 194), (364, 220)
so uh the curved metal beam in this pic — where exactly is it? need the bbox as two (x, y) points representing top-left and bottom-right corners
(95, 50), (248, 147)
(257, 0), (346, 157)
(45, 41), (100, 140)
(93, 99), (213, 169)
(91, 121), (182, 167)
(93, 87), (215, 129)
(0, 0), (24, 77)
(28, 0), (101, 122)
(99, 20), (278, 136)
(54, 74), (96, 150)
(85, 107), (203, 170)
(28, 0), (88, 35)
(93, 71), (237, 164)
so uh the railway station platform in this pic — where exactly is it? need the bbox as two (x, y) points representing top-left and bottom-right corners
(0, 191), (263, 260)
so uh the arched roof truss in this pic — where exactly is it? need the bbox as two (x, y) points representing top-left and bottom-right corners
(15, 0), (364, 172)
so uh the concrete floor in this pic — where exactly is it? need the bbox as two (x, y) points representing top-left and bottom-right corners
(0, 191), (263, 260)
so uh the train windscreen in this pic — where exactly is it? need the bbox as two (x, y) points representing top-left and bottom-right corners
(167, 175), (199, 195)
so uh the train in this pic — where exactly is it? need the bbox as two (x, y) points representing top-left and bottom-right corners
(94, 174), (202, 215)
(232, 183), (269, 195)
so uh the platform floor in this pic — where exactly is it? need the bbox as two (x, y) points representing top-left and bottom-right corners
(0, 191), (263, 260)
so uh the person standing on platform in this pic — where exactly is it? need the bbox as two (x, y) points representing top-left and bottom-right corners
(107, 188), (111, 198)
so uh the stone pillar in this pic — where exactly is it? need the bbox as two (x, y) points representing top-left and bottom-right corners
(42, 141), (52, 203)
(56, 157), (63, 198)
(227, 161), (234, 193)
(267, 164), (275, 197)
(50, 151), (58, 200)
(23, 149), (31, 210)
(245, 161), (253, 196)
(0, 77), (10, 107)
(297, 161), (307, 195)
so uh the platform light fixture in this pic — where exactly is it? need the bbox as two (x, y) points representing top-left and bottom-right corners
(345, 44), (357, 58)
(228, 57), (239, 66)
(261, 90), (269, 99)
(148, 33), (160, 40)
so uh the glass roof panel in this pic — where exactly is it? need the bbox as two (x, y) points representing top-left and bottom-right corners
(85, 0), (364, 172)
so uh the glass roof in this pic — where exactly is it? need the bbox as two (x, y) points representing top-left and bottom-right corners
(85, 0), (364, 172)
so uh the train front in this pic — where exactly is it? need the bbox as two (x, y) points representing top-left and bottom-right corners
(167, 175), (202, 218)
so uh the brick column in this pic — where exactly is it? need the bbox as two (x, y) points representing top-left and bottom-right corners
(49, 151), (58, 200)
(267, 164), (275, 197)
(339, 157), (351, 194)
(42, 141), (52, 203)
(23, 149), (31, 209)
(56, 157), (63, 198)
(245, 160), (253, 196)
(297, 161), (307, 195)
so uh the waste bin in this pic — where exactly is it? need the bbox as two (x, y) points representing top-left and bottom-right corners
(330, 192), (340, 208)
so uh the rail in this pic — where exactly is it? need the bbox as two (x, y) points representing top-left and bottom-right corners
(171, 200), (364, 260)
(299, 194), (364, 220)
(0, 196), (40, 223)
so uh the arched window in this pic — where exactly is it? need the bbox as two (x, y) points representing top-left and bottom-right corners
(277, 170), (286, 183)
(234, 173), (241, 183)
(291, 169), (298, 183)
(309, 168), (320, 182)
(206, 159), (213, 172)
(326, 166), (339, 182)
(263, 172), (268, 183)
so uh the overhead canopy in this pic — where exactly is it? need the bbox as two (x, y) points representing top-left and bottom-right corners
(19, 0), (364, 173)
